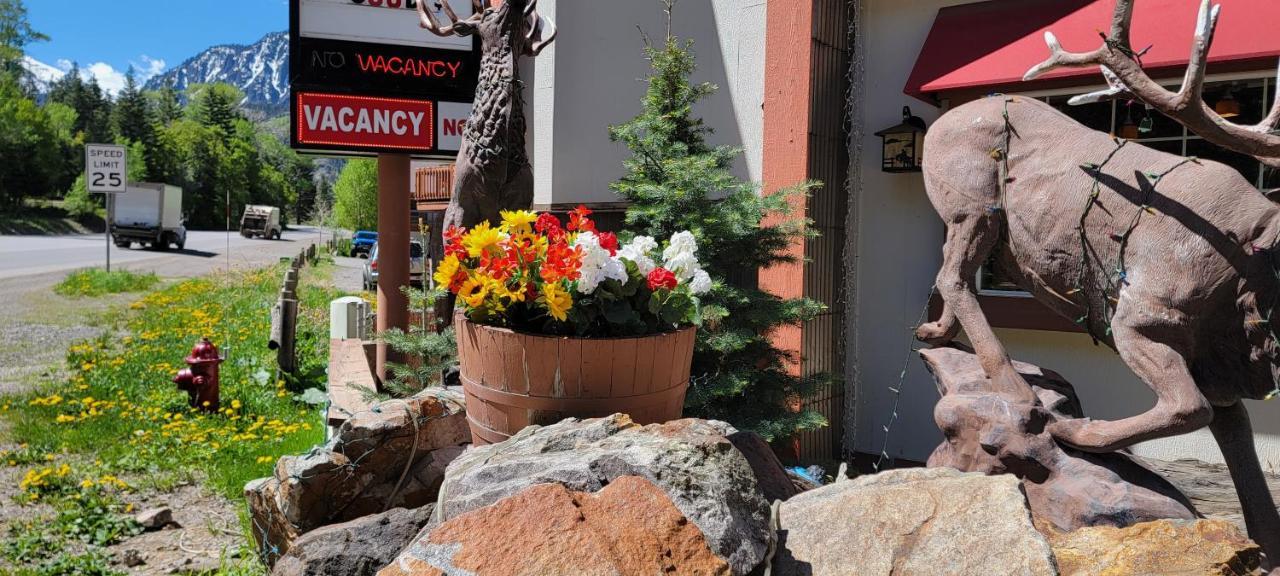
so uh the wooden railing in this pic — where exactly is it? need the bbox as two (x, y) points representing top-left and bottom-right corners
(413, 165), (454, 202)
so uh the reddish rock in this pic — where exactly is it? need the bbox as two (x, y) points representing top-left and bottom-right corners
(378, 476), (730, 576)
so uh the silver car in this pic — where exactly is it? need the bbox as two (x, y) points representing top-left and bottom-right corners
(362, 241), (426, 291)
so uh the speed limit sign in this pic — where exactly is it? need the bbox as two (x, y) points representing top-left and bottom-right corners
(85, 144), (127, 193)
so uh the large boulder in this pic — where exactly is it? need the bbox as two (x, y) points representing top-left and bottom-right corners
(246, 388), (469, 563)
(774, 467), (1058, 576)
(379, 476), (729, 576)
(1047, 519), (1263, 576)
(430, 414), (772, 575)
(272, 506), (434, 576)
(921, 346), (1197, 532)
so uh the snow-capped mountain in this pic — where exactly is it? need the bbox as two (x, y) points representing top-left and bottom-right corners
(144, 31), (289, 112)
(21, 55), (66, 93)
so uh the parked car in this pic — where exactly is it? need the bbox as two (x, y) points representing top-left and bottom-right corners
(362, 240), (425, 291)
(111, 183), (186, 251)
(351, 231), (378, 257)
(240, 205), (282, 239)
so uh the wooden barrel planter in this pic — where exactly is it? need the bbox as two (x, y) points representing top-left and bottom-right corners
(456, 316), (696, 445)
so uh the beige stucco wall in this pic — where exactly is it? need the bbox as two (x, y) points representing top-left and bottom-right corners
(528, 0), (766, 208)
(849, 0), (1280, 471)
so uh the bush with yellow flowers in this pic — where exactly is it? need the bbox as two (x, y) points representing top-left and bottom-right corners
(438, 207), (710, 336)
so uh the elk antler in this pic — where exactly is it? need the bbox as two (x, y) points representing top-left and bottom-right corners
(522, 0), (558, 57)
(418, 0), (484, 37)
(1025, 0), (1280, 167)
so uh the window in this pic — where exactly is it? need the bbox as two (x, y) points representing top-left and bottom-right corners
(979, 75), (1275, 296)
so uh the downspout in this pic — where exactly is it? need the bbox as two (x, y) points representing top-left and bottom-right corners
(841, 0), (866, 459)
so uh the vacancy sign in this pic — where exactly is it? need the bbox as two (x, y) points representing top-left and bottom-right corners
(437, 101), (472, 152)
(85, 144), (127, 193)
(296, 92), (436, 154)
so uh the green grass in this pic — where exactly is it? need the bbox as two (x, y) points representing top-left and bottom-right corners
(53, 269), (161, 298)
(0, 199), (105, 236)
(6, 262), (343, 498)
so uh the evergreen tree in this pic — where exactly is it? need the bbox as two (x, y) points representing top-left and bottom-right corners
(0, 0), (46, 89)
(186, 83), (243, 137)
(48, 65), (114, 144)
(379, 287), (457, 399)
(610, 3), (828, 441)
(113, 69), (152, 142)
(148, 78), (183, 125)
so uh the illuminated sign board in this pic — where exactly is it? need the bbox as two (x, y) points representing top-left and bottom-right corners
(289, 0), (479, 157)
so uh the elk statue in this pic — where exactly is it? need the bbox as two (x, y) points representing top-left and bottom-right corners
(917, 0), (1280, 567)
(417, 0), (556, 231)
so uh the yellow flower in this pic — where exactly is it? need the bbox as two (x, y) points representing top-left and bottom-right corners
(462, 221), (504, 258)
(539, 282), (572, 321)
(434, 254), (462, 288)
(55, 414), (76, 424)
(458, 275), (491, 309)
(231, 399), (242, 410)
(499, 210), (538, 234)
(80, 479), (95, 489)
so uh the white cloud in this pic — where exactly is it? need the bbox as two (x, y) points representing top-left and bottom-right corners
(23, 55), (168, 97)
(133, 55), (166, 82)
(84, 62), (128, 95)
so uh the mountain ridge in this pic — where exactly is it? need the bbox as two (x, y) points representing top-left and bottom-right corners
(144, 31), (290, 114)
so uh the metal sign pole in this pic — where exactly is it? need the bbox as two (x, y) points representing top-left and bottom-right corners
(105, 194), (112, 273)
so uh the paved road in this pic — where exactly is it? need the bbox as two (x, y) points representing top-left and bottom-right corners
(0, 227), (331, 280)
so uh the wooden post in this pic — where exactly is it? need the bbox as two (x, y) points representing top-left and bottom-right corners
(376, 153), (411, 384)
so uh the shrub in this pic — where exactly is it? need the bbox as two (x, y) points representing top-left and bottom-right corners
(53, 268), (160, 298)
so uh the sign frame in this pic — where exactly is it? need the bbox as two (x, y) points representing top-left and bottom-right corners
(85, 143), (128, 194)
(288, 0), (480, 158)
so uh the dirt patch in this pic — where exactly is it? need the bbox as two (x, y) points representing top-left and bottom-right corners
(108, 484), (250, 575)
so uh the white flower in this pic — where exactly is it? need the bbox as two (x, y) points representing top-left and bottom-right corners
(617, 236), (659, 275)
(662, 231), (701, 282)
(572, 231), (628, 295)
(689, 269), (712, 295)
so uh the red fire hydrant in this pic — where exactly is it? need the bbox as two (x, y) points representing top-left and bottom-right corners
(173, 338), (223, 412)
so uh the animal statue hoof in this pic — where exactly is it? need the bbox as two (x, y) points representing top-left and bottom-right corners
(914, 321), (956, 346)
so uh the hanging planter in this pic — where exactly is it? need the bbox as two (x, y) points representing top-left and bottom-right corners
(456, 317), (695, 444)
(437, 206), (710, 444)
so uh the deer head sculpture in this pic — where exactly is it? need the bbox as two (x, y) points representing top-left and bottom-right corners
(417, 0), (557, 232)
(919, 0), (1280, 568)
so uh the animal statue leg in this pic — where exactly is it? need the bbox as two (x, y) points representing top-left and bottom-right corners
(1048, 304), (1213, 452)
(1209, 401), (1280, 569)
(915, 298), (960, 346)
(925, 208), (1034, 402)
(503, 162), (534, 214)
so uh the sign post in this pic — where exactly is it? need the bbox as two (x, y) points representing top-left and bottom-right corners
(85, 144), (127, 273)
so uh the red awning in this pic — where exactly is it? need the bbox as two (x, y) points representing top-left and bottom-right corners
(905, 0), (1280, 103)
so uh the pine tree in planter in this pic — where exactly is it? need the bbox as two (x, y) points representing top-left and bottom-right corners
(610, 9), (829, 442)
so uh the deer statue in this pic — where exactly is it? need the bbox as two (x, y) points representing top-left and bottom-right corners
(417, 0), (557, 231)
(917, 0), (1280, 567)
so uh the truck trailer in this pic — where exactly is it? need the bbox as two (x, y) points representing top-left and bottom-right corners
(111, 183), (186, 251)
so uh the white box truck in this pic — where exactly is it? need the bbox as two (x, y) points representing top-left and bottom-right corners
(111, 183), (186, 251)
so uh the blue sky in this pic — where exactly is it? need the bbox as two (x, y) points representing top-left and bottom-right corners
(23, 0), (287, 94)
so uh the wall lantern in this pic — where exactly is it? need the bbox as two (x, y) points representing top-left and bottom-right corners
(875, 106), (928, 173)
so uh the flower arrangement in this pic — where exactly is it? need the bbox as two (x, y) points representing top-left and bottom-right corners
(435, 206), (710, 336)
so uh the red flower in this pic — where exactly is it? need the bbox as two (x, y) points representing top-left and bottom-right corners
(598, 232), (619, 256)
(647, 267), (678, 291)
(568, 205), (596, 233)
(535, 213), (564, 240)
(444, 226), (468, 259)
(542, 243), (583, 283)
